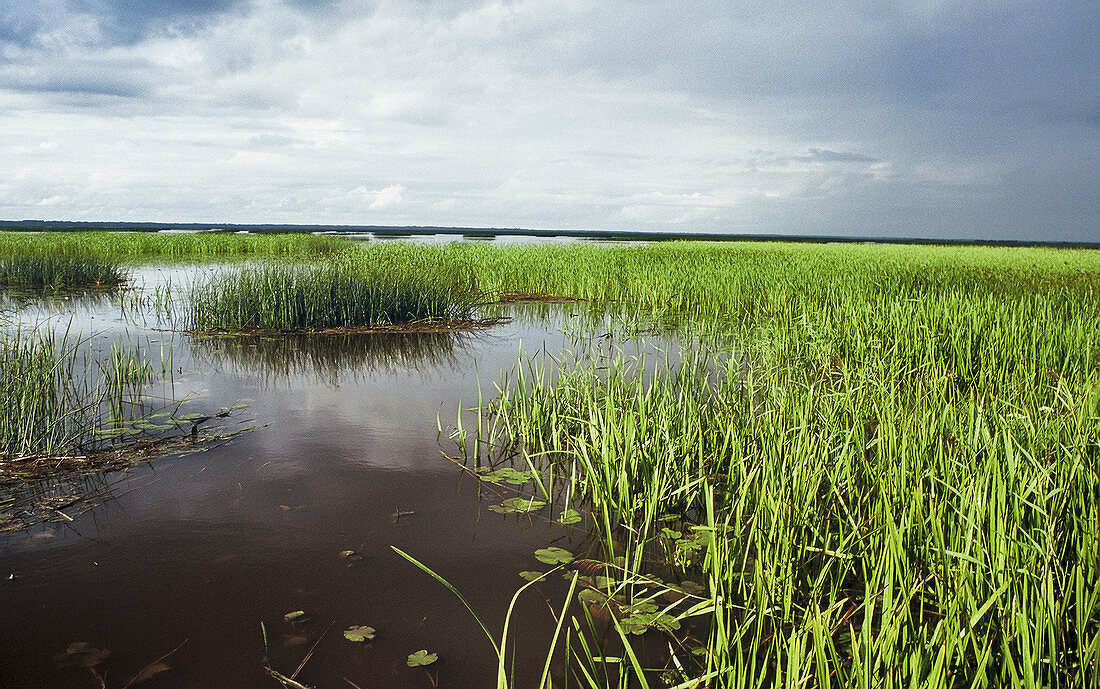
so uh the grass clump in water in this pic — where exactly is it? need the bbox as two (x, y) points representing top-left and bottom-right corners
(0, 252), (125, 291)
(188, 258), (478, 333)
(0, 330), (150, 462)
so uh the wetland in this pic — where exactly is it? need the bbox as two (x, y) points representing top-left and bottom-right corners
(1, 232), (1099, 688)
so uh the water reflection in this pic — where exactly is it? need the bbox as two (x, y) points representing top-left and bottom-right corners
(191, 331), (467, 384)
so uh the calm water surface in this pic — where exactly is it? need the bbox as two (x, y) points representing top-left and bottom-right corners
(0, 265), (656, 688)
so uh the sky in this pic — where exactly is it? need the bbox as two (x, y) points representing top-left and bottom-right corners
(0, 0), (1097, 241)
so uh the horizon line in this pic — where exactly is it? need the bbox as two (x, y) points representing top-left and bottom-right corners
(2, 219), (1097, 250)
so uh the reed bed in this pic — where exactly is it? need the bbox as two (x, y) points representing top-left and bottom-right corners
(0, 329), (151, 462)
(187, 256), (478, 332)
(0, 252), (125, 291)
(458, 243), (1100, 687)
(0, 230), (348, 260)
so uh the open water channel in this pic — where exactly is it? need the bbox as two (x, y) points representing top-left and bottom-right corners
(0, 262), (684, 688)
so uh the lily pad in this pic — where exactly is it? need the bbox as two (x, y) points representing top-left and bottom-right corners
(557, 509), (582, 525)
(519, 571), (546, 582)
(622, 611), (681, 635)
(407, 649), (438, 667)
(578, 589), (610, 606)
(534, 546), (574, 565)
(479, 467), (536, 485)
(343, 625), (376, 642)
(488, 497), (547, 514)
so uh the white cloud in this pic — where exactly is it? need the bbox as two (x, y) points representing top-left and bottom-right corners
(368, 184), (405, 210)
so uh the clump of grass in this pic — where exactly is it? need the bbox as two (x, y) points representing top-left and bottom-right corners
(0, 253), (125, 291)
(188, 258), (478, 333)
(0, 330), (149, 460)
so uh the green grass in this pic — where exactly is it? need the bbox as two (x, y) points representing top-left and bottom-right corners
(443, 241), (1100, 687)
(0, 230), (349, 260)
(187, 254), (478, 332)
(0, 329), (152, 461)
(0, 253), (125, 291)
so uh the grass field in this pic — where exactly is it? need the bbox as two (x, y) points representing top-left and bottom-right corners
(433, 241), (1100, 687)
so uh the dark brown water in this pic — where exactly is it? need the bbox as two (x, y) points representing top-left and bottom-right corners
(0, 268), (630, 689)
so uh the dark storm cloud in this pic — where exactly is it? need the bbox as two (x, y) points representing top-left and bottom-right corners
(0, 0), (248, 50)
(0, 0), (1095, 241)
(3, 73), (147, 99)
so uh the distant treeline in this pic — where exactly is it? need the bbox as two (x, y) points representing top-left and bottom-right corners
(0, 219), (1096, 248)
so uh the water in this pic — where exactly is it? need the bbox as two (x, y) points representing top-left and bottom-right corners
(0, 266), (623, 688)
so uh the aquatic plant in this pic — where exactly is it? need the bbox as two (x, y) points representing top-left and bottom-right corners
(0, 252), (125, 291)
(444, 241), (1100, 686)
(187, 258), (478, 332)
(0, 230), (349, 260)
(474, 324), (1100, 686)
(0, 329), (150, 460)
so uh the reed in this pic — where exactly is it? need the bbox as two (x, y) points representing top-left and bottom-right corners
(187, 256), (478, 332)
(461, 242), (1100, 687)
(0, 230), (348, 260)
(0, 252), (125, 291)
(0, 329), (152, 461)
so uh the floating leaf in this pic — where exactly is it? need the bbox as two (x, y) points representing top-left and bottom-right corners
(659, 527), (682, 540)
(627, 600), (658, 615)
(407, 649), (438, 667)
(618, 616), (649, 635)
(519, 571), (546, 582)
(578, 589), (609, 606)
(488, 497), (547, 514)
(343, 625), (376, 642)
(557, 509), (582, 525)
(534, 547), (574, 565)
(283, 610), (307, 623)
(478, 467), (536, 485)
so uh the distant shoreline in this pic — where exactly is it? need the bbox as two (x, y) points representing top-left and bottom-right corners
(1, 219), (1096, 249)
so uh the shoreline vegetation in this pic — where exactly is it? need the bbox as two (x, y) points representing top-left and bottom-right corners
(2, 232), (1098, 686)
(2, 221), (1098, 249)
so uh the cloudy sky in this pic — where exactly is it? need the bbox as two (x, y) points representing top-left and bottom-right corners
(1, 1), (1096, 240)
